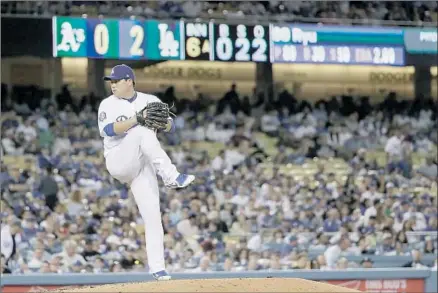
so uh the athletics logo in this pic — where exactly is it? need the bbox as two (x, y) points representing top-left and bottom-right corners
(57, 21), (85, 53)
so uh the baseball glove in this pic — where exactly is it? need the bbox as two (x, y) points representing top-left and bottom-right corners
(136, 102), (171, 130)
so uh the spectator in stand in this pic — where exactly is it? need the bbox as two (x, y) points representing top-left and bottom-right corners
(1, 254), (12, 274)
(324, 237), (358, 269)
(1, 76), (437, 274)
(38, 166), (59, 211)
(403, 249), (429, 269)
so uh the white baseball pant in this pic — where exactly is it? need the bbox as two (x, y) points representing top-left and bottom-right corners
(104, 126), (179, 273)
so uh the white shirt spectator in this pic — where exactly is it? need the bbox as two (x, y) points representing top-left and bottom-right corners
(261, 112), (280, 133)
(1, 225), (23, 261)
(385, 135), (403, 157)
(205, 123), (234, 143)
(172, 148), (186, 166)
(338, 130), (353, 146)
(16, 124), (37, 142)
(213, 188), (225, 206)
(52, 136), (72, 156)
(211, 154), (226, 171)
(294, 124), (316, 139)
(394, 115), (410, 126)
(35, 116), (49, 131)
(176, 219), (199, 239)
(27, 249), (50, 270)
(65, 200), (85, 218)
(324, 244), (342, 269)
(406, 213), (428, 231)
(181, 126), (206, 141)
(1, 137), (24, 156)
(216, 108), (237, 125)
(230, 194), (249, 207)
(14, 102), (32, 115)
(363, 206), (377, 226)
(325, 242), (359, 269)
(247, 234), (262, 252)
(416, 137), (433, 154)
(361, 190), (383, 202)
(56, 251), (87, 270)
(224, 149), (246, 170)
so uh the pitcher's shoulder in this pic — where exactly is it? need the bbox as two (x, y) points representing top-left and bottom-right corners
(99, 95), (119, 106)
(136, 92), (162, 103)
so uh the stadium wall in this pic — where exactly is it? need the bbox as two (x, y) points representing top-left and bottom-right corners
(1, 269), (436, 293)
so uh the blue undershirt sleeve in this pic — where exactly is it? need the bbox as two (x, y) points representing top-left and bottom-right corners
(103, 123), (116, 136)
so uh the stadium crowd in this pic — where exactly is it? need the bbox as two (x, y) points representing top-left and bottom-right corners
(1, 81), (437, 274)
(2, 1), (437, 25)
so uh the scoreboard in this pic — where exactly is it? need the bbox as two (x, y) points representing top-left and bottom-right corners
(52, 16), (436, 66)
(270, 24), (405, 66)
(184, 22), (211, 60)
(212, 23), (269, 62)
(53, 17), (183, 60)
(53, 17), (269, 62)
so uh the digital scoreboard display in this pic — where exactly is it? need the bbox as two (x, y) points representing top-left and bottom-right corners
(53, 17), (183, 60)
(272, 44), (405, 65)
(269, 24), (406, 66)
(183, 22), (212, 60)
(404, 27), (437, 54)
(211, 23), (269, 62)
(53, 16), (420, 66)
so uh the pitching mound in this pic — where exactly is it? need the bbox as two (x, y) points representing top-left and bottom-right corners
(53, 278), (360, 292)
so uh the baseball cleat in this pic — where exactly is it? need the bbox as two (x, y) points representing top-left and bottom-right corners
(152, 270), (172, 281)
(166, 174), (195, 189)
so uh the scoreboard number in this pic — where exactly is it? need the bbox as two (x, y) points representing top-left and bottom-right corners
(235, 24), (268, 62)
(215, 23), (268, 62)
(186, 37), (209, 58)
(94, 23), (110, 55)
(129, 25), (144, 56)
(184, 22), (211, 60)
(252, 25), (267, 62)
(216, 24), (233, 61)
(236, 24), (250, 61)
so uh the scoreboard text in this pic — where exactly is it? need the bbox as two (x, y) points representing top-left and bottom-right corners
(52, 16), (437, 66)
(270, 24), (405, 66)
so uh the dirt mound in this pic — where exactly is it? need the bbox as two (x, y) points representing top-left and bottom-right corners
(52, 278), (360, 292)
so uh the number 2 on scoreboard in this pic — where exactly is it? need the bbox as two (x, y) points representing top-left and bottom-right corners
(235, 25), (267, 62)
(252, 25), (267, 62)
(129, 25), (144, 56)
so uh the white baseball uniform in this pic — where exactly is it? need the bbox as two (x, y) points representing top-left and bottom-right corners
(97, 91), (178, 274)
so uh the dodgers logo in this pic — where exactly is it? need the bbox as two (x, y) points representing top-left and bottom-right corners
(116, 115), (128, 122)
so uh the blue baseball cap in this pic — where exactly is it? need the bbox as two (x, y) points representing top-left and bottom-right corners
(103, 64), (135, 81)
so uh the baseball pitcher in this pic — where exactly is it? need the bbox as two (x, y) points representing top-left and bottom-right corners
(98, 64), (195, 280)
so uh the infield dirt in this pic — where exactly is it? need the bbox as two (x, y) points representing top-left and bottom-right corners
(52, 277), (361, 292)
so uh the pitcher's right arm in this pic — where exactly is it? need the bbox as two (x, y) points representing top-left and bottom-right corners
(98, 100), (138, 137)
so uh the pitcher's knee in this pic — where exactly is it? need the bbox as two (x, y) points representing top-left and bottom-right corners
(106, 161), (139, 184)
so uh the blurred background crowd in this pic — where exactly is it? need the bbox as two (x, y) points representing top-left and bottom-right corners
(1, 1), (437, 25)
(1, 0), (437, 277)
(1, 78), (437, 274)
